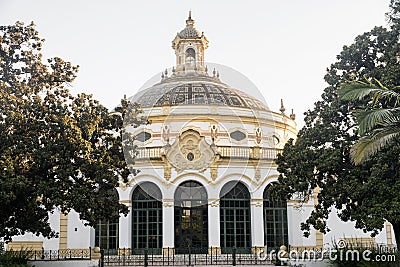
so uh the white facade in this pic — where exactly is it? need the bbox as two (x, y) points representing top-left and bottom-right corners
(7, 13), (395, 254)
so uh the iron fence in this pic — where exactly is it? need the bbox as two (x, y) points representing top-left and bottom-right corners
(6, 248), (92, 261)
(100, 247), (273, 266)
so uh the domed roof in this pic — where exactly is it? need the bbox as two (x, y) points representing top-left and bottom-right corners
(132, 78), (269, 111)
(176, 11), (202, 39)
(178, 27), (201, 39)
(130, 12), (269, 113)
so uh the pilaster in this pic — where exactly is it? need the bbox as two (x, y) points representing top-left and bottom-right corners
(208, 199), (220, 248)
(386, 221), (393, 247)
(119, 200), (131, 248)
(59, 213), (68, 249)
(250, 198), (264, 248)
(162, 199), (175, 248)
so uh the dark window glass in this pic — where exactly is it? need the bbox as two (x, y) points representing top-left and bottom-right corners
(135, 131), (152, 142)
(263, 184), (288, 251)
(94, 190), (119, 252)
(174, 181), (208, 254)
(229, 97), (242, 106)
(132, 182), (162, 254)
(230, 130), (246, 142)
(220, 181), (251, 254)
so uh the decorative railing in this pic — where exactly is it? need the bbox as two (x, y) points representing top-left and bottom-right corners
(260, 147), (282, 159)
(218, 146), (251, 158)
(136, 147), (161, 159)
(100, 247), (273, 266)
(6, 248), (92, 261)
(135, 146), (282, 160)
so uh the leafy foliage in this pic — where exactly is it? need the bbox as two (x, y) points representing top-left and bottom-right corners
(0, 22), (145, 241)
(273, 0), (400, 248)
(330, 239), (398, 267)
(0, 249), (31, 266)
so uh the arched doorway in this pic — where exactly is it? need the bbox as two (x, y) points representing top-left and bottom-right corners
(220, 181), (251, 254)
(132, 182), (162, 254)
(263, 184), (288, 251)
(174, 181), (208, 254)
(94, 190), (119, 252)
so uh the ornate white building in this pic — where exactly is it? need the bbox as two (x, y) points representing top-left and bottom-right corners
(7, 13), (395, 254)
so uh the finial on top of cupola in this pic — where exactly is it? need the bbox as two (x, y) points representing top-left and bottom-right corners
(186, 10), (194, 27)
(280, 99), (286, 114)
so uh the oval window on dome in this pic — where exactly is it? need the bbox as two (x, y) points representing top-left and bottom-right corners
(135, 131), (152, 142)
(230, 130), (246, 142)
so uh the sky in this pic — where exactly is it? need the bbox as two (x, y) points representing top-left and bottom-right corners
(0, 0), (391, 128)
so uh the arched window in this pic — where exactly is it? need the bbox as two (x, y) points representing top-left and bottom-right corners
(174, 181), (208, 254)
(185, 48), (196, 66)
(220, 181), (251, 254)
(132, 182), (162, 254)
(263, 184), (288, 251)
(94, 190), (119, 252)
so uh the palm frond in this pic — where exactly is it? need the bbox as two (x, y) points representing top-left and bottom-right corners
(371, 90), (400, 106)
(351, 124), (400, 164)
(338, 81), (382, 101)
(355, 108), (400, 135)
(338, 80), (400, 105)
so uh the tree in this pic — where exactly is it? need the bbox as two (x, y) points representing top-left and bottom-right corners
(338, 80), (400, 164)
(0, 22), (145, 241)
(273, 0), (400, 248)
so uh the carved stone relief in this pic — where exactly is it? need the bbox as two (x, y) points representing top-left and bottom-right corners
(164, 129), (215, 173)
(255, 127), (262, 145)
(162, 125), (170, 144)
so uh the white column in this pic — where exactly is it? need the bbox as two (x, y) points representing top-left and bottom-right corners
(251, 199), (264, 249)
(162, 199), (175, 248)
(208, 200), (220, 248)
(119, 206), (131, 248)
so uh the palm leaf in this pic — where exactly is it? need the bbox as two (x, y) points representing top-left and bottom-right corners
(371, 89), (400, 106)
(339, 79), (400, 164)
(338, 81), (382, 101)
(338, 80), (400, 105)
(355, 108), (400, 135)
(351, 123), (400, 164)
